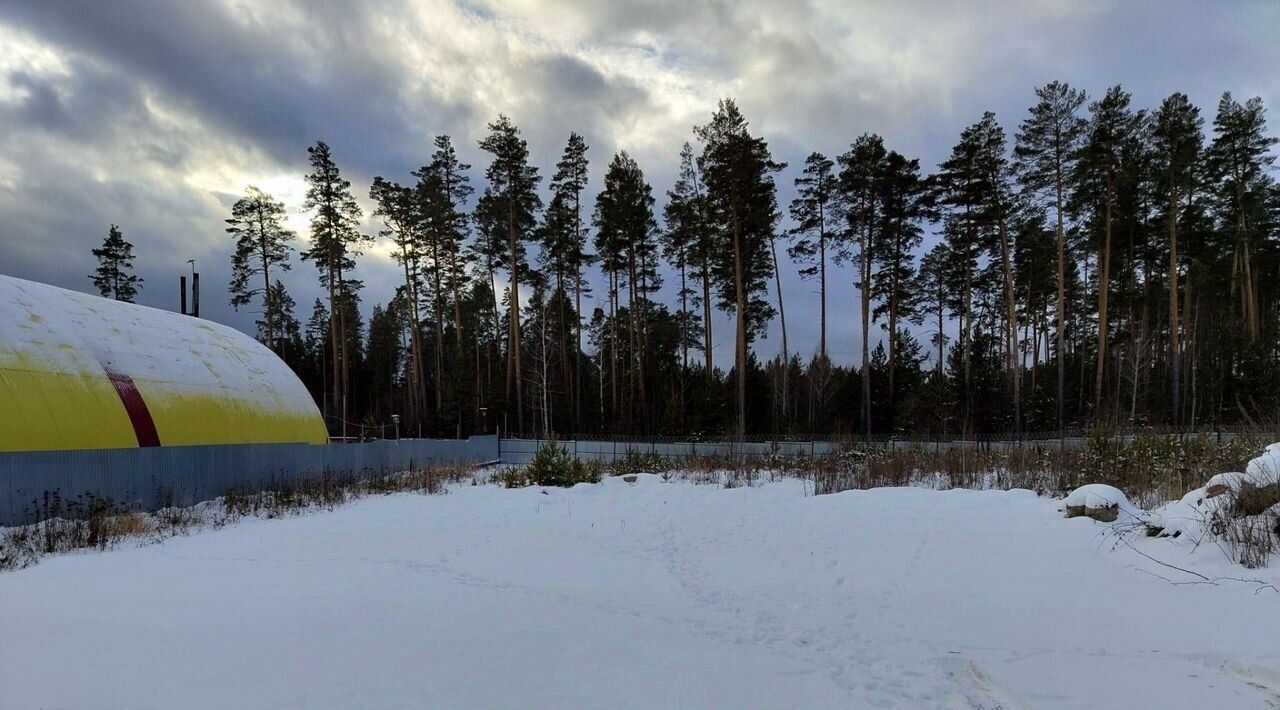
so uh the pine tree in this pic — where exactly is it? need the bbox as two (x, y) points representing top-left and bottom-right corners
(1073, 86), (1139, 414)
(594, 152), (661, 431)
(418, 135), (475, 432)
(299, 141), (368, 434)
(914, 243), (951, 432)
(1010, 206), (1059, 427)
(1014, 81), (1087, 429)
(872, 149), (928, 419)
(837, 134), (889, 435)
(89, 224), (142, 302)
(471, 188), (509, 394)
(695, 99), (782, 440)
(789, 152), (837, 359)
(1207, 93), (1276, 344)
(1151, 93), (1203, 425)
(548, 133), (591, 432)
(935, 122), (995, 433)
(227, 187), (295, 351)
(369, 176), (428, 428)
(665, 142), (715, 383)
(662, 144), (710, 425)
(478, 115), (542, 434)
(971, 113), (1022, 431)
(536, 193), (575, 432)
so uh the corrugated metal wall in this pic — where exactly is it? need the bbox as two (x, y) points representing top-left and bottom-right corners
(0, 436), (498, 525)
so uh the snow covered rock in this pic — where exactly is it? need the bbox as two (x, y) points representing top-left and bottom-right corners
(1236, 446), (1280, 515)
(1146, 486), (1223, 539)
(1245, 444), (1280, 488)
(1205, 472), (1245, 498)
(1063, 484), (1143, 523)
(1196, 446), (1280, 516)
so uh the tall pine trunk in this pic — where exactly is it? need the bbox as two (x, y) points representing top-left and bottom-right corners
(1168, 179), (1181, 426)
(258, 207), (275, 351)
(609, 270), (619, 425)
(1094, 175), (1113, 415)
(337, 267), (350, 440)
(962, 226), (973, 434)
(997, 215), (1020, 433)
(731, 213), (747, 442)
(431, 238), (444, 420)
(574, 266), (583, 433)
(556, 266), (569, 435)
(769, 235), (788, 433)
(328, 270), (339, 434)
(573, 192), (583, 433)
(400, 250), (426, 428)
(1055, 156), (1067, 430)
(627, 251), (641, 431)
(507, 196), (523, 435)
(859, 206), (873, 437)
(702, 260), (713, 382)
(677, 253), (689, 420)
(818, 205), (827, 358)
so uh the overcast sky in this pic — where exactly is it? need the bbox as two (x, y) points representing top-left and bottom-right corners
(2, 0), (1277, 368)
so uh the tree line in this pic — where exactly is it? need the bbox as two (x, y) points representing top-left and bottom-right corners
(88, 83), (1280, 440)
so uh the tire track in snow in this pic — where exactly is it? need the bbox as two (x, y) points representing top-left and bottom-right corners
(1219, 659), (1280, 708)
(935, 655), (1031, 710)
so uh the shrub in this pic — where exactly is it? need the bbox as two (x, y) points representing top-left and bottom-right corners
(521, 439), (601, 488)
(609, 450), (671, 475)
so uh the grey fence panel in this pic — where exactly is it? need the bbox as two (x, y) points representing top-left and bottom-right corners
(574, 441), (614, 464)
(496, 438), (542, 465)
(0, 435), (499, 526)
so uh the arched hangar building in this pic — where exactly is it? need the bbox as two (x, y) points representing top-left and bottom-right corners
(0, 275), (327, 452)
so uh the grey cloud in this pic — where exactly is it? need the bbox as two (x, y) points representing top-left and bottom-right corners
(0, 0), (441, 177)
(3, 61), (154, 147)
(6, 70), (70, 129)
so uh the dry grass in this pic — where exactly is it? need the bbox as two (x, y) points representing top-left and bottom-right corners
(0, 463), (484, 572)
(595, 434), (1265, 506)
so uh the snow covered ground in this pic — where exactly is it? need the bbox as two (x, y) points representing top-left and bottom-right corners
(2, 475), (1278, 709)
